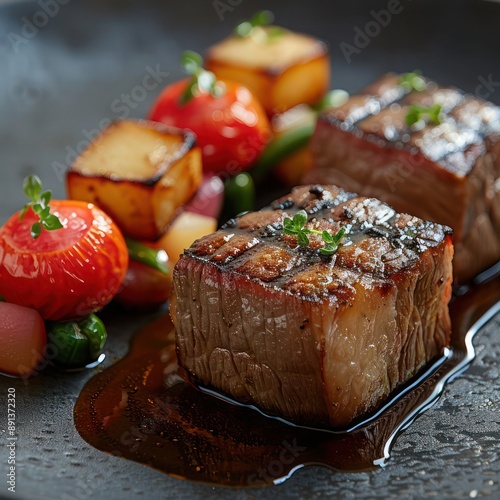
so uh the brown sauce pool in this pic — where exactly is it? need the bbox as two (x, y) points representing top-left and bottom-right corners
(74, 269), (500, 487)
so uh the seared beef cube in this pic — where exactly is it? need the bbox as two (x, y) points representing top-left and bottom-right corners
(305, 73), (500, 283)
(171, 185), (453, 428)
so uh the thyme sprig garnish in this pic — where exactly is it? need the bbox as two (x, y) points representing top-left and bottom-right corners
(399, 71), (426, 92)
(283, 210), (309, 246)
(234, 10), (284, 41)
(320, 228), (347, 256)
(283, 210), (347, 256)
(405, 103), (442, 127)
(179, 51), (224, 105)
(20, 175), (63, 239)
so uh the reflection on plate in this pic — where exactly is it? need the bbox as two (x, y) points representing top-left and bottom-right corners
(74, 269), (500, 487)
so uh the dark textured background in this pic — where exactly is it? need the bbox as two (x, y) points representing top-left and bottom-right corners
(0, 0), (499, 498)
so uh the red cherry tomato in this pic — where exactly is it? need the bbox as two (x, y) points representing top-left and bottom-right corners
(115, 259), (172, 311)
(0, 200), (128, 321)
(148, 78), (271, 175)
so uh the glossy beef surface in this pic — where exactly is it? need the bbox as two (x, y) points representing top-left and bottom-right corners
(306, 73), (500, 283)
(184, 185), (450, 288)
(172, 185), (454, 427)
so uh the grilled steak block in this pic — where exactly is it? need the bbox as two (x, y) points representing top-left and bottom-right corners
(172, 185), (453, 428)
(305, 73), (500, 283)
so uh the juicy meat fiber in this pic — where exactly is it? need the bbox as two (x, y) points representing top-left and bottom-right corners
(305, 73), (500, 283)
(172, 185), (453, 428)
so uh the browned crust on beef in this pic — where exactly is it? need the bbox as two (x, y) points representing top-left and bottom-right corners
(182, 185), (451, 295)
(172, 185), (454, 427)
(306, 73), (500, 283)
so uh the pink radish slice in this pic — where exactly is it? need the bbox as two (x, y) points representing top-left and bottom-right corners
(0, 302), (46, 378)
(185, 175), (224, 219)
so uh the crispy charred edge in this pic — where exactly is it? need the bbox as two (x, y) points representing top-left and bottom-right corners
(175, 252), (359, 305)
(317, 73), (500, 171)
(69, 119), (197, 186)
(182, 185), (453, 300)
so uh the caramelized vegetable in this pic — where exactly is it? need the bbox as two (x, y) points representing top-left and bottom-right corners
(206, 26), (330, 115)
(67, 119), (202, 240)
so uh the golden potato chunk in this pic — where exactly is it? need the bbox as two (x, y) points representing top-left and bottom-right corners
(206, 27), (330, 116)
(67, 120), (202, 241)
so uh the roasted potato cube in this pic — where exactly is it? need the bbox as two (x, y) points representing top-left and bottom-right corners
(206, 27), (330, 116)
(67, 120), (202, 241)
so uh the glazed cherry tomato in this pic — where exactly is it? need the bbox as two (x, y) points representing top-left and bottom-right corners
(0, 199), (128, 321)
(148, 51), (270, 175)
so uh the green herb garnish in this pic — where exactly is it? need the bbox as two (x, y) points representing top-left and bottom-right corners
(179, 51), (223, 105)
(312, 89), (350, 112)
(399, 71), (427, 92)
(234, 10), (284, 40)
(283, 210), (347, 256)
(283, 210), (310, 246)
(319, 228), (347, 256)
(20, 175), (63, 239)
(405, 103), (442, 127)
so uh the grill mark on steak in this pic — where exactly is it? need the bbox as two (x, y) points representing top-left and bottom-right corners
(320, 73), (500, 178)
(211, 234), (260, 264)
(451, 97), (500, 135)
(184, 186), (451, 297)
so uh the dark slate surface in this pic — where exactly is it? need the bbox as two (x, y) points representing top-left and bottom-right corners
(0, 0), (499, 499)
